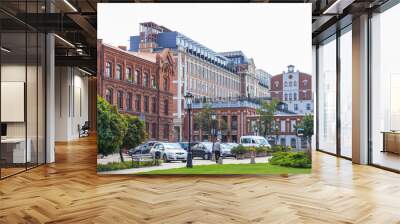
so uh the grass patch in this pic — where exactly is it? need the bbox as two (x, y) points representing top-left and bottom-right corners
(97, 160), (162, 172)
(138, 163), (311, 175)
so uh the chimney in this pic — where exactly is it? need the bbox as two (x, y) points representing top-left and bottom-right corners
(118, 46), (127, 51)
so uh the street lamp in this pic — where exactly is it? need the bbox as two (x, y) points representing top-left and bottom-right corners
(184, 92), (194, 168)
(210, 111), (217, 161)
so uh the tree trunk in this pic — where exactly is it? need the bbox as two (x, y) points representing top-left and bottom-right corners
(306, 137), (312, 160)
(119, 149), (125, 163)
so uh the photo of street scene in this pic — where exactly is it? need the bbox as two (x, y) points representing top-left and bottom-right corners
(97, 3), (313, 174)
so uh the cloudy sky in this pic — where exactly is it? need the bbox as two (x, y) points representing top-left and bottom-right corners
(98, 3), (311, 75)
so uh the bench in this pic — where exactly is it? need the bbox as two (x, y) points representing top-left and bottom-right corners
(131, 153), (155, 168)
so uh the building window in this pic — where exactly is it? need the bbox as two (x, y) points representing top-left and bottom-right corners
(143, 72), (149, 87)
(151, 75), (157, 89)
(294, 81), (297, 86)
(275, 81), (279, 87)
(280, 120), (286, 133)
(285, 81), (288, 87)
(126, 67), (132, 82)
(285, 93), (288, 101)
(135, 95), (141, 112)
(145, 122), (149, 135)
(152, 97), (157, 114)
(164, 99), (169, 115)
(306, 103), (311, 110)
(151, 123), (157, 138)
(294, 104), (298, 111)
(163, 124), (169, 139)
(163, 77), (168, 91)
(289, 81), (292, 87)
(135, 69), (141, 84)
(144, 96), (149, 112)
(126, 92), (132, 111)
(294, 93), (297, 100)
(117, 90), (123, 110)
(303, 80), (308, 87)
(116, 64), (122, 80)
(105, 88), (113, 104)
(231, 115), (238, 130)
(105, 62), (112, 78)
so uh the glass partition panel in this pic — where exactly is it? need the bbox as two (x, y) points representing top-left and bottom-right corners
(371, 4), (400, 171)
(317, 36), (337, 154)
(1, 31), (27, 178)
(340, 29), (352, 158)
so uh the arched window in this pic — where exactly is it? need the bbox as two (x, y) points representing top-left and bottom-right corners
(163, 77), (168, 91)
(135, 69), (141, 85)
(117, 90), (123, 110)
(105, 88), (113, 104)
(105, 62), (112, 78)
(126, 67), (132, 82)
(116, 64), (122, 80)
(143, 72), (149, 87)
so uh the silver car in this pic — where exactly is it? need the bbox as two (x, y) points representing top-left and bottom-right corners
(151, 142), (187, 163)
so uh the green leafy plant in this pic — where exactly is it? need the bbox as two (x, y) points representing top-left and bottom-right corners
(122, 114), (148, 160)
(97, 160), (163, 172)
(295, 114), (314, 159)
(269, 152), (311, 168)
(97, 96), (127, 159)
(255, 146), (269, 154)
(231, 144), (248, 158)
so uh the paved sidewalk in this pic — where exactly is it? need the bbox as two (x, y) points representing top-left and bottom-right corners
(98, 156), (270, 174)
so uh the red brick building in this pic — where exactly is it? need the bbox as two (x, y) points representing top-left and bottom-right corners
(97, 40), (175, 141)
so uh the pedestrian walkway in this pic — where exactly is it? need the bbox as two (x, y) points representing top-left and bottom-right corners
(98, 156), (270, 174)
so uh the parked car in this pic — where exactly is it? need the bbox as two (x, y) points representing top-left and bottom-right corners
(150, 142), (187, 163)
(220, 143), (237, 158)
(240, 136), (271, 148)
(128, 141), (158, 156)
(178, 142), (198, 151)
(191, 142), (213, 160)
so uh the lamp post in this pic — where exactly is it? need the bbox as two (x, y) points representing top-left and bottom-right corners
(211, 111), (217, 161)
(275, 124), (279, 145)
(185, 92), (194, 168)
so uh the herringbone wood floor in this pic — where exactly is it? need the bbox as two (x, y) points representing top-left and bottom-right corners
(1, 135), (400, 224)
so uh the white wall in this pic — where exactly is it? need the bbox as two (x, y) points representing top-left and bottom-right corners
(55, 67), (89, 141)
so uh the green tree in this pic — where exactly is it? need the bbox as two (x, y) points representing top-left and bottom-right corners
(256, 99), (279, 137)
(97, 96), (127, 159)
(121, 114), (147, 162)
(194, 103), (212, 132)
(295, 114), (314, 159)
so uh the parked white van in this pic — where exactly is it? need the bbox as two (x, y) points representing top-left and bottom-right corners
(240, 136), (271, 148)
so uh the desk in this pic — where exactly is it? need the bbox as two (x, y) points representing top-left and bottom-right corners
(382, 131), (400, 154)
(1, 138), (31, 164)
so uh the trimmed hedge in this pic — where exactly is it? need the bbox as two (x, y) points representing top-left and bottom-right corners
(97, 160), (163, 172)
(268, 152), (311, 168)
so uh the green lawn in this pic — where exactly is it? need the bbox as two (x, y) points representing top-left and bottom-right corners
(138, 163), (311, 175)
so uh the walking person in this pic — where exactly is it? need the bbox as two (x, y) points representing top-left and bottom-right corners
(213, 138), (221, 164)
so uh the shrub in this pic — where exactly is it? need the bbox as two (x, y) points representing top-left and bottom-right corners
(256, 146), (269, 154)
(270, 145), (284, 153)
(269, 151), (311, 168)
(231, 144), (247, 156)
(97, 160), (163, 172)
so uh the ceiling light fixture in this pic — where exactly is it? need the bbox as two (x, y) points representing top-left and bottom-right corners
(78, 67), (93, 76)
(63, 0), (78, 12)
(54, 34), (75, 48)
(1, 47), (11, 53)
(323, 0), (355, 15)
